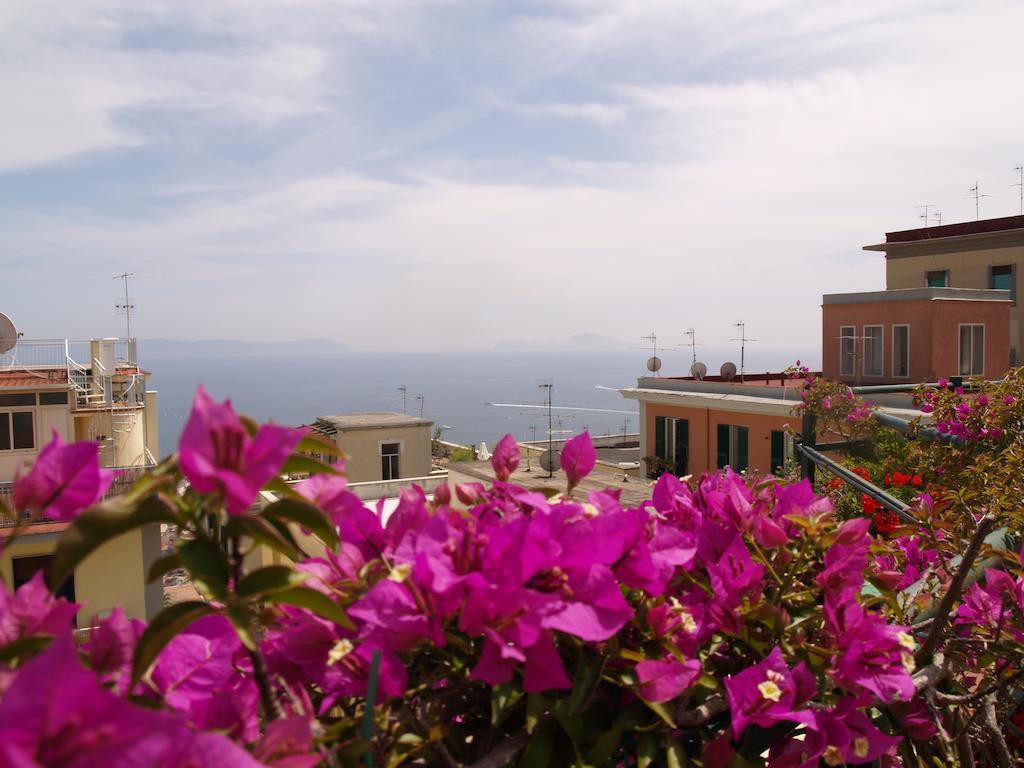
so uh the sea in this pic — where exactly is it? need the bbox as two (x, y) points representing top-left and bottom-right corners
(145, 347), (808, 456)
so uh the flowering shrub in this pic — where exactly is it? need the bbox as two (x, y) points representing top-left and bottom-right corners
(0, 387), (1021, 766)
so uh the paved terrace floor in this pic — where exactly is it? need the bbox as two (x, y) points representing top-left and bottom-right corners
(449, 459), (656, 508)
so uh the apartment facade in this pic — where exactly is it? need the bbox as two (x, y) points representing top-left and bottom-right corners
(865, 215), (1024, 366)
(0, 337), (162, 622)
(821, 288), (1011, 384)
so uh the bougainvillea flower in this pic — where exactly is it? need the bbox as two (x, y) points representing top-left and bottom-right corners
(0, 633), (261, 768)
(491, 433), (520, 481)
(179, 385), (303, 514)
(817, 517), (871, 596)
(349, 578), (445, 650)
(560, 431), (596, 491)
(636, 655), (701, 703)
(724, 646), (816, 738)
(0, 571), (79, 647)
(150, 615), (260, 742)
(254, 715), (322, 768)
(12, 430), (113, 521)
(705, 532), (765, 634)
(84, 607), (145, 694)
(474, 627), (571, 693)
(770, 698), (901, 767)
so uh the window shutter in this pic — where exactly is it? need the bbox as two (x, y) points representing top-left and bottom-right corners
(673, 419), (689, 474)
(716, 424), (729, 470)
(654, 416), (666, 459)
(737, 427), (749, 472)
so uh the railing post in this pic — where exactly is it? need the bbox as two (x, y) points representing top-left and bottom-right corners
(800, 413), (816, 484)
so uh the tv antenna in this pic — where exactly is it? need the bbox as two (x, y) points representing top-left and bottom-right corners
(538, 382), (554, 478)
(683, 327), (701, 364)
(1013, 165), (1023, 216)
(414, 394), (425, 418)
(968, 181), (992, 221)
(916, 203), (939, 228)
(398, 385), (408, 414)
(114, 272), (135, 338)
(730, 320), (757, 381)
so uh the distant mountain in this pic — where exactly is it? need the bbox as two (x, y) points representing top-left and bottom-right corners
(140, 338), (352, 357)
(493, 334), (626, 351)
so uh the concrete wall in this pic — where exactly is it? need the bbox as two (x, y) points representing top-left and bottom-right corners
(643, 401), (797, 478)
(886, 243), (1024, 360)
(334, 424), (433, 483)
(0, 524), (158, 623)
(0, 395), (73, 482)
(822, 299), (1010, 382)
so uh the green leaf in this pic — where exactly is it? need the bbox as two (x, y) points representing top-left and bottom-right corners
(265, 586), (354, 630)
(146, 553), (182, 584)
(281, 455), (341, 477)
(519, 722), (555, 768)
(0, 634), (53, 663)
(666, 737), (688, 768)
(132, 601), (216, 683)
(526, 693), (547, 734)
(224, 514), (303, 561)
(49, 494), (177, 593)
(262, 497), (339, 552)
(640, 698), (677, 729)
(237, 565), (308, 598)
(226, 604), (257, 651)
(177, 537), (231, 601)
(491, 682), (525, 728)
(568, 650), (605, 716)
(636, 733), (659, 768)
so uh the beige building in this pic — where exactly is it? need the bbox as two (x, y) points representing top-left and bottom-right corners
(305, 412), (434, 483)
(866, 215), (1024, 368)
(0, 336), (162, 623)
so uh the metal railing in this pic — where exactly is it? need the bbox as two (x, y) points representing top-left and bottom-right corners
(0, 338), (137, 372)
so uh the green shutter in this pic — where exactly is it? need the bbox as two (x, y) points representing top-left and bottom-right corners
(716, 424), (729, 470)
(771, 431), (784, 475)
(673, 419), (689, 475)
(736, 427), (749, 472)
(654, 416), (666, 459)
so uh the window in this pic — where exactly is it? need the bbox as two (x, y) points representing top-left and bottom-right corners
(926, 270), (949, 288)
(990, 265), (1015, 300)
(863, 325), (883, 377)
(959, 324), (985, 376)
(716, 424), (749, 472)
(381, 442), (400, 480)
(0, 411), (34, 451)
(0, 393), (34, 407)
(892, 325), (910, 378)
(839, 326), (855, 377)
(770, 431), (793, 475)
(38, 392), (69, 405)
(654, 416), (689, 475)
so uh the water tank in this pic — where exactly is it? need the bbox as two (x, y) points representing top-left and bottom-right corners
(91, 338), (117, 376)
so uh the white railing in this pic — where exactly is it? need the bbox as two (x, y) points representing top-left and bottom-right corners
(0, 338), (137, 372)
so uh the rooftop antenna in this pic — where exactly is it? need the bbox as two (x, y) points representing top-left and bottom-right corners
(916, 203), (937, 228)
(1013, 165), (1023, 216)
(398, 385), (408, 414)
(730, 320), (757, 382)
(683, 327), (701, 364)
(934, 210), (943, 226)
(414, 394), (425, 418)
(114, 272), (135, 338)
(968, 181), (992, 221)
(634, 333), (661, 377)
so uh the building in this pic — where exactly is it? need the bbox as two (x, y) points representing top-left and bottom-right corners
(821, 287), (1011, 384)
(620, 373), (803, 479)
(865, 215), (1024, 366)
(0, 336), (162, 622)
(304, 412), (434, 484)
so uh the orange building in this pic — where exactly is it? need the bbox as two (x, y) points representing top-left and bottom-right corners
(821, 288), (1011, 385)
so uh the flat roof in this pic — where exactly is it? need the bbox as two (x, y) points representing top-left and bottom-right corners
(864, 215), (1024, 253)
(450, 459), (654, 508)
(312, 412), (433, 434)
(823, 287), (1011, 305)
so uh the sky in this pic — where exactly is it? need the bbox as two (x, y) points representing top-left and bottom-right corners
(2, 0), (1023, 355)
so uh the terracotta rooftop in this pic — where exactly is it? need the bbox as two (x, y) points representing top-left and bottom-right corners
(657, 372), (806, 389)
(0, 370), (68, 388)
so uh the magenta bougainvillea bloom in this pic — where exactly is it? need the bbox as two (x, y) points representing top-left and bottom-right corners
(770, 697), (902, 767)
(724, 646), (816, 737)
(491, 433), (520, 481)
(84, 607), (145, 695)
(179, 385), (303, 514)
(12, 430), (113, 521)
(0, 634), (261, 767)
(0, 571), (79, 648)
(636, 655), (701, 703)
(560, 431), (596, 491)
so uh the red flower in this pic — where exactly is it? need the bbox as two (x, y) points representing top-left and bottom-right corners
(852, 467), (871, 481)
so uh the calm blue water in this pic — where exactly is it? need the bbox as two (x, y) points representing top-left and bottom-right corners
(145, 348), (803, 456)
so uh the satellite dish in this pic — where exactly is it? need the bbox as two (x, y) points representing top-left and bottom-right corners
(720, 362), (737, 381)
(646, 356), (662, 373)
(690, 361), (707, 380)
(539, 449), (559, 473)
(0, 313), (18, 355)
